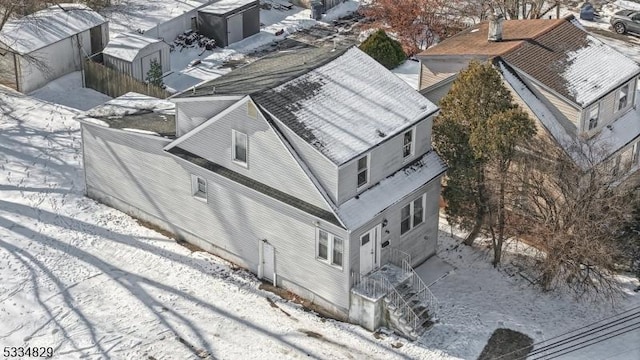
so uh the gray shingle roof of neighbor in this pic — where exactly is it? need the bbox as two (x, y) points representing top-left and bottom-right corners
(175, 45), (439, 166)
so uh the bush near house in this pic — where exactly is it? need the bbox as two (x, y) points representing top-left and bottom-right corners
(146, 59), (165, 89)
(359, 30), (406, 69)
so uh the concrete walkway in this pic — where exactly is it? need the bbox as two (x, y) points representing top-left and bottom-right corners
(414, 256), (455, 287)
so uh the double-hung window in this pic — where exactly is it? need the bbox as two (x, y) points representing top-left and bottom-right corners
(317, 229), (343, 267)
(588, 103), (599, 130)
(403, 128), (414, 159)
(617, 84), (629, 112)
(191, 175), (207, 201)
(357, 155), (369, 189)
(400, 194), (426, 235)
(232, 130), (248, 166)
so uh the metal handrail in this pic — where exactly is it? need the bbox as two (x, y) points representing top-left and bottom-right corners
(380, 276), (421, 331)
(351, 271), (390, 298)
(402, 258), (439, 321)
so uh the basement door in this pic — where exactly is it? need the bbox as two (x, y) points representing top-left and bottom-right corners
(262, 241), (275, 284)
(227, 12), (244, 45)
(360, 224), (381, 275)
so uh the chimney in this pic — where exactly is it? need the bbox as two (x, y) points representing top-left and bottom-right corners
(488, 13), (504, 42)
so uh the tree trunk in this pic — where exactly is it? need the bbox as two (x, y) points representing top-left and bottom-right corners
(493, 171), (507, 266)
(464, 210), (484, 245)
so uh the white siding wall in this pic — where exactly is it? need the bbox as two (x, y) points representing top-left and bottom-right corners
(175, 99), (238, 136)
(517, 75), (581, 133)
(581, 77), (638, 135)
(270, 115), (339, 203)
(104, 55), (133, 76)
(176, 98), (332, 211)
(82, 124), (351, 311)
(337, 116), (434, 205)
(0, 50), (17, 89)
(131, 42), (171, 81)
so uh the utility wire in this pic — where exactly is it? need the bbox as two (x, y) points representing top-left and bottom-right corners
(492, 305), (640, 360)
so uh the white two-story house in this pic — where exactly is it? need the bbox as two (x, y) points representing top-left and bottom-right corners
(78, 46), (446, 337)
(417, 14), (640, 174)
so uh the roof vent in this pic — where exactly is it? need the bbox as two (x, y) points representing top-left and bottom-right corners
(488, 13), (504, 42)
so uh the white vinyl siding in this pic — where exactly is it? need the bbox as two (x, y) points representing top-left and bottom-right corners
(316, 228), (343, 268)
(400, 193), (426, 235)
(232, 129), (248, 166)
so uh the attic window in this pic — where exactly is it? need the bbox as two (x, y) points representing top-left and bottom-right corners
(588, 103), (599, 131)
(232, 130), (248, 167)
(357, 154), (369, 189)
(616, 84), (629, 112)
(403, 128), (415, 159)
(247, 101), (257, 119)
(191, 175), (207, 202)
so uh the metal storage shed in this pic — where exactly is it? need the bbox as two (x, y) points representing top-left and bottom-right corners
(197, 0), (260, 47)
(103, 33), (171, 82)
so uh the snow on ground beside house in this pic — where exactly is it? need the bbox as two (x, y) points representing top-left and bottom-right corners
(391, 59), (421, 90)
(420, 216), (640, 360)
(28, 72), (113, 111)
(0, 88), (455, 359)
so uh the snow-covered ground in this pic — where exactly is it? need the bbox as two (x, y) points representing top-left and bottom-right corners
(28, 72), (113, 111)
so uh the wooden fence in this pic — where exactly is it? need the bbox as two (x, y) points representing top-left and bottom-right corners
(84, 59), (171, 99)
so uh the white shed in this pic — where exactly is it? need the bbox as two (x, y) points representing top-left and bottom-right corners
(0, 3), (108, 93)
(102, 33), (171, 82)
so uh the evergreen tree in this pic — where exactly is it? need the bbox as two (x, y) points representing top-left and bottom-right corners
(433, 61), (535, 265)
(359, 30), (406, 69)
(146, 59), (164, 89)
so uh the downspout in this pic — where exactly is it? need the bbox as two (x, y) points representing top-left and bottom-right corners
(12, 52), (20, 91)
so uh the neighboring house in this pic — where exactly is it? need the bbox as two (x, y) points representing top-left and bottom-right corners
(417, 15), (640, 174)
(103, 32), (171, 82)
(78, 46), (446, 338)
(0, 3), (108, 93)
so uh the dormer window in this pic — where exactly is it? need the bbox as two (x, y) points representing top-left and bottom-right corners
(403, 128), (414, 159)
(588, 103), (599, 130)
(616, 84), (629, 112)
(357, 155), (369, 189)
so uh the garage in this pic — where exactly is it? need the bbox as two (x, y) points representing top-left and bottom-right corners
(197, 0), (260, 47)
(102, 32), (171, 82)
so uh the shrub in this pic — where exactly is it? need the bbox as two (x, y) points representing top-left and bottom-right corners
(359, 30), (406, 69)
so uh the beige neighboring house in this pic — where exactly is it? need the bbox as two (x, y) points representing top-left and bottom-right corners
(417, 14), (640, 174)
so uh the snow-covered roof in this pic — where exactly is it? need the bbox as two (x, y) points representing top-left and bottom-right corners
(336, 152), (446, 230)
(103, 33), (165, 62)
(256, 47), (439, 165)
(501, 61), (640, 169)
(198, 0), (258, 15)
(0, 4), (106, 55)
(86, 92), (174, 117)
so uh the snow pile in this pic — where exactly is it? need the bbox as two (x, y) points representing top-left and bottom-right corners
(85, 92), (174, 118)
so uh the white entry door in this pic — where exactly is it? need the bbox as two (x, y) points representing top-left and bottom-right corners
(262, 241), (275, 283)
(360, 224), (381, 275)
(227, 12), (244, 44)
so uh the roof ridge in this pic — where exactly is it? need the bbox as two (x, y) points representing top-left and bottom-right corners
(498, 14), (574, 57)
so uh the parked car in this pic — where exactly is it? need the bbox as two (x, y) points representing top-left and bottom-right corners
(610, 10), (640, 34)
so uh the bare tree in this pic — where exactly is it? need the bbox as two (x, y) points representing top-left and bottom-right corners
(512, 138), (637, 301)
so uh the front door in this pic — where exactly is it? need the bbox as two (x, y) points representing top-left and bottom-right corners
(359, 224), (381, 274)
(261, 241), (275, 283)
(227, 12), (244, 44)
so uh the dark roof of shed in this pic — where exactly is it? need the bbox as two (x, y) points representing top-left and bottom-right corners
(173, 45), (346, 98)
(167, 146), (341, 226)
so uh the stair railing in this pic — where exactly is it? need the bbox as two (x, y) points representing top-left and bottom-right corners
(351, 271), (391, 298)
(401, 258), (439, 321)
(380, 276), (420, 331)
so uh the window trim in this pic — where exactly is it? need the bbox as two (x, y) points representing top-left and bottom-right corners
(316, 228), (344, 269)
(356, 154), (370, 190)
(231, 129), (248, 167)
(616, 83), (630, 113)
(400, 193), (427, 236)
(587, 103), (599, 131)
(402, 127), (415, 161)
(191, 174), (207, 202)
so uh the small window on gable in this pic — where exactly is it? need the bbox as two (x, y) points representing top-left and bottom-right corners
(357, 155), (369, 189)
(403, 128), (414, 159)
(191, 175), (207, 201)
(232, 130), (248, 166)
(588, 103), (599, 130)
(247, 101), (257, 119)
(617, 84), (629, 112)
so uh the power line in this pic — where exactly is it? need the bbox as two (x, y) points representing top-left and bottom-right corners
(492, 305), (640, 360)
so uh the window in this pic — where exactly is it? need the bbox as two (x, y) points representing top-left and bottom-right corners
(232, 130), (248, 166)
(400, 194), (426, 235)
(317, 229), (343, 268)
(633, 142), (639, 164)
(357, 155), (369, 188)
(403, 128), (414, 159)
(617, 84), (629, 112)
(588, 103), (599, 130)
(191, 175), (207, 201)
(247, 101), (257, 119)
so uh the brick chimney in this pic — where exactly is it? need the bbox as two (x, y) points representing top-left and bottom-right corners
(488, 13), (504, 42)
